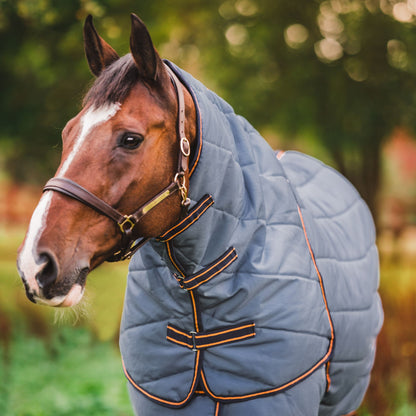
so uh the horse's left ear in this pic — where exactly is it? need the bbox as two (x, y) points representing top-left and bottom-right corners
(130, 14), (163, 82)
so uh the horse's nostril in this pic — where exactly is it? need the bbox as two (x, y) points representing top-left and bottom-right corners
(35, 252), (59, 290)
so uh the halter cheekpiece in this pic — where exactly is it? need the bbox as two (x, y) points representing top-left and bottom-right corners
(43, 64), (191, 262)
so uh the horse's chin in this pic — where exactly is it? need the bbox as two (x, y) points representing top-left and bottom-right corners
(33, 284), (85, 308)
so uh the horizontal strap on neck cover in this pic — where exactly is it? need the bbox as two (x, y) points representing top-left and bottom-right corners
(174, 247), (238, 291)
(166, 322), (256, 351)
(158, 194), (214, 241)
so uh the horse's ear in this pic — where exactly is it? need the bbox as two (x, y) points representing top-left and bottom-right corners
(83, 15), (119, 77)
(130, 14), (163, 82)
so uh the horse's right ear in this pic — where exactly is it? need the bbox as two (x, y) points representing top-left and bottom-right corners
(83, 15), (119, 77)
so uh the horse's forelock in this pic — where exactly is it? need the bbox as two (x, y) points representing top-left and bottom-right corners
(83, 54), (140, 107)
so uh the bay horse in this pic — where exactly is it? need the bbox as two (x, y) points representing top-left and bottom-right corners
(17, 14), (383, 416)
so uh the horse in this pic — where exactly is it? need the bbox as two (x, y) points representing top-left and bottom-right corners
(17, 14), (383, 416)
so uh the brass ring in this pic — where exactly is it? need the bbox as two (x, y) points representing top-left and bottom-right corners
(180, 137), (191, 157)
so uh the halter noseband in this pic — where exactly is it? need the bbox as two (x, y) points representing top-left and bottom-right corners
(43, 65), (191, 262)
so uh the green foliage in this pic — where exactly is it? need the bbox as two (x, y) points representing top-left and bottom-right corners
(153, 0), (416, 219)
(1, 0), (416, 216)
(0, 0), (177, 183)
(0, 227), (132, 415)
(0, 0), (87, 183)
(0, 327), (133, 416)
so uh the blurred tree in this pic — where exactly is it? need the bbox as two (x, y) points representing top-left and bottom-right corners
(0, 0), (86, 183)
(1, 0), (416, 224)
(153, 0), (416, 224)
(0, 0), (159, 183)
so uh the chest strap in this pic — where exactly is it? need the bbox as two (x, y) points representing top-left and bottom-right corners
(158, 194), (214, 242)
(174, 247), (238, 291)
(167, 322), (256, 351)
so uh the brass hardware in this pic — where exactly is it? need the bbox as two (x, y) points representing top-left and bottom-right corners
(174, 173), (190, 207)
(180, 137), (191, 157)
(142, 189), (172, 215)
(118, 215), (136, 233)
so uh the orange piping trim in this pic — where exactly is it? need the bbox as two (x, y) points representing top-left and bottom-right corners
(196, 333), (255, 349)
(326, 361), (331, 392)
(185, 254), (238, 290)
(189, 290), (200, 333)
(197, 323), (255, 339)
(189, 91), (202, 178)
(297, 206), (335, 343)
(159, 195), (213, 240)
(168, 326), (193, 339)
(166, 241), (185, 278)
(167, 322), (255, 338)
(167, 332), (255, 350)
(215, 401), (220, 416)
(183, 249), (237, 284)
(166, 336), (192, 348)
(165, 198), (212, 240)
(122, 353), (200, 406)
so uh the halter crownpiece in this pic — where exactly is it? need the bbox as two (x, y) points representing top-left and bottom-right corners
(43, 64), (191, 262)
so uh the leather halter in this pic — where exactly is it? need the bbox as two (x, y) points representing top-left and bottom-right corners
(43, 65), (191, 262)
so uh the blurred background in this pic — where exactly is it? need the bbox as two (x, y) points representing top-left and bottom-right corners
(0, 0), (415, 414)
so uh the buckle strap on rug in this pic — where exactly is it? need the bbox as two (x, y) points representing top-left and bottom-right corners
(157, 194), (214, 242)
(167, 322), (256, 351)
(173, 247), (238, 291)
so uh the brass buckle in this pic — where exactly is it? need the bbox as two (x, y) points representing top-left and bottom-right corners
(174, 173), (191, 207)
(118, 215), (136, 233)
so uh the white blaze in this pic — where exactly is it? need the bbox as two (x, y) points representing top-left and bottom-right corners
(58, 102), (121, 176)
(18, 102), (121, 299)
(18, 192), (53, 291)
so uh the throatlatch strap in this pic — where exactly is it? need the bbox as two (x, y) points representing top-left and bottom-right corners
(158, 194), (214, 242)
(174, 247), (238, 291)
(167, 322), (256, 351)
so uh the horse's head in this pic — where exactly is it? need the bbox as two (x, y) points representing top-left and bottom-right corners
(17, 15), (196, 307)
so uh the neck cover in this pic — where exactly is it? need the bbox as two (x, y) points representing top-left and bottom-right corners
(119, 62), (383, 413)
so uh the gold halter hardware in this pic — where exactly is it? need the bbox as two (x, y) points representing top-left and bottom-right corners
(176, 136), (191, 207)
(175, 172), (191, 207)
(118, 215), (136, 234)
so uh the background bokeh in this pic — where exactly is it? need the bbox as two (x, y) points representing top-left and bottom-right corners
(1, 0), (415, 414)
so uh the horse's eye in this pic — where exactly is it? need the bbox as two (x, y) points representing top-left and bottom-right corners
(120, 133), (143, 149)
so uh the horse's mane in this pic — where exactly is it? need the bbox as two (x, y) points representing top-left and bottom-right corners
(83, 54), (139, 107)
